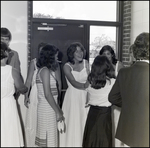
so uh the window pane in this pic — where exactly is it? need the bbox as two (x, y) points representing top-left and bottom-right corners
(33, 1), (117, 21)
(89, 26), (116, 66)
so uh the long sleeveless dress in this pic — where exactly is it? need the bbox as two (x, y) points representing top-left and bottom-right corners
(25, 58), (38, 147)
(60, 60), (89, 147)
(1, 65), (24, 147)
(35, 67), (58, 147)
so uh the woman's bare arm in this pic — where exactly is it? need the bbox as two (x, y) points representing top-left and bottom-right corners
(24, 60), (35, 107)
(40, 67), (64, 121)
(12, 68), (28, 94)
(55, 64), (62, 93)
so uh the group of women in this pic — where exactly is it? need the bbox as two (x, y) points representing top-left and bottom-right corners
(24, 42), (124, 147)
(1, 38), (124, 147)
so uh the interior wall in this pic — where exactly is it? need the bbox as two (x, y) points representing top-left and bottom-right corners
(1, 1), (28, 128)
(131, 1), (149, 44)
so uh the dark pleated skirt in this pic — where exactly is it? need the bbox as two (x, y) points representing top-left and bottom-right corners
(82, 105), (112, 147)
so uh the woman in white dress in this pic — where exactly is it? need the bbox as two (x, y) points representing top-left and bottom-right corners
(99, 45), (124, 147)
(1, 42), (28, 147)
(59, 42), (90, 147)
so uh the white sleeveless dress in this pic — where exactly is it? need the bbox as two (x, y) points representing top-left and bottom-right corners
(1, 65), (24, 147)
(60, 60), (89, 147)
(25, 58), (38, 147)
(112, 61), (124, 147)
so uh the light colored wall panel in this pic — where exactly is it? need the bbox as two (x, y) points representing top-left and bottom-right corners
(1, 1), (28, 128)
(131, 1), (149, 44)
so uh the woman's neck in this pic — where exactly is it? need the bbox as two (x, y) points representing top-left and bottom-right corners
(74, 59), (82, 65)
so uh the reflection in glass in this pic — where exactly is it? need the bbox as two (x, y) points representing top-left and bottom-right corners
(89, 26), (116, 66)
(33, 1), (116, 21)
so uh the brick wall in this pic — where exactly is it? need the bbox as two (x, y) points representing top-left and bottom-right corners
(122, 1), (132, 67)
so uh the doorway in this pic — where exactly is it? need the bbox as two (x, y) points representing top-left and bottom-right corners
(31, 21), (89, 106)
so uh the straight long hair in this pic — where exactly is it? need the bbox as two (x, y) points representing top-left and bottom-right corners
(88, 55), (115, 89)
(99, 45), (117, 65)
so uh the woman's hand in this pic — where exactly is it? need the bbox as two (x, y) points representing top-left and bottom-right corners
(24, 95), (30, 108)
(56, 110), (65, 122)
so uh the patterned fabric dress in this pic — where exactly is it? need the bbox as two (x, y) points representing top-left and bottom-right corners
(1, 65), (24, 147)
(35, 67), (58, 147)
(25, 58), (38, 147)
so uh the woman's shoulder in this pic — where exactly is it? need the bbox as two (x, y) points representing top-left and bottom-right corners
(1, 65), (12, 72)
(64, 62), (73, 69)
(10, 50), (19, 56)
(116, 61), (124, 72)
(83, 59), (89, 65)
(6, 65), (12, 68)
(39, 66), (48, 72)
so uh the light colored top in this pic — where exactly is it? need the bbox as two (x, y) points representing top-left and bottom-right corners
(1, 65), (15, 99)
(87, 78), (116, 107)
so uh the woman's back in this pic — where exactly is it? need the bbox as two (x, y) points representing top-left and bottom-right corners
(1, 65), (15, 99)
(1, 65), (24, 147)
(35, 67), (58, 147)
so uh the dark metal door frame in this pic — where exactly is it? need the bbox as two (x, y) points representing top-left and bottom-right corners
(27, 1), (123, 64)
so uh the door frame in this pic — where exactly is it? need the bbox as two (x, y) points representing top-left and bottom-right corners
(27, 1), (123, 65)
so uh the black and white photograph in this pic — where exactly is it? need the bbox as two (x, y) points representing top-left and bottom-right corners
(1, 1), (149, 147)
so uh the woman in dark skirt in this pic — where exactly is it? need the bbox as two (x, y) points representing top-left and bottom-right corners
(83, 55), (116, 147)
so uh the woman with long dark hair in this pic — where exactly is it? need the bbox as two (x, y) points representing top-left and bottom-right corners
(99, 45), (124, 147)
(83, 55), (116, 147)
(35, 44), (64, 147)
(60, 42), (90, 147)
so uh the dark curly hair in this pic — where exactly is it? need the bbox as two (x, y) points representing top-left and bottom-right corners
(131, 32), (149, 60)
(67, 42), (85, 64)
(1, 42), (8, 60)
(36, 44), (58, 71)
(1, 27), (12, 41)
(88, 55), (115, 89)
(38, 42), (48, 53)
(99, 45), (118, 65)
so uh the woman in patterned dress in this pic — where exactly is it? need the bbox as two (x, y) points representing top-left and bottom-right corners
(35, 44), (64, 147)
(24, 42), (47, 147)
